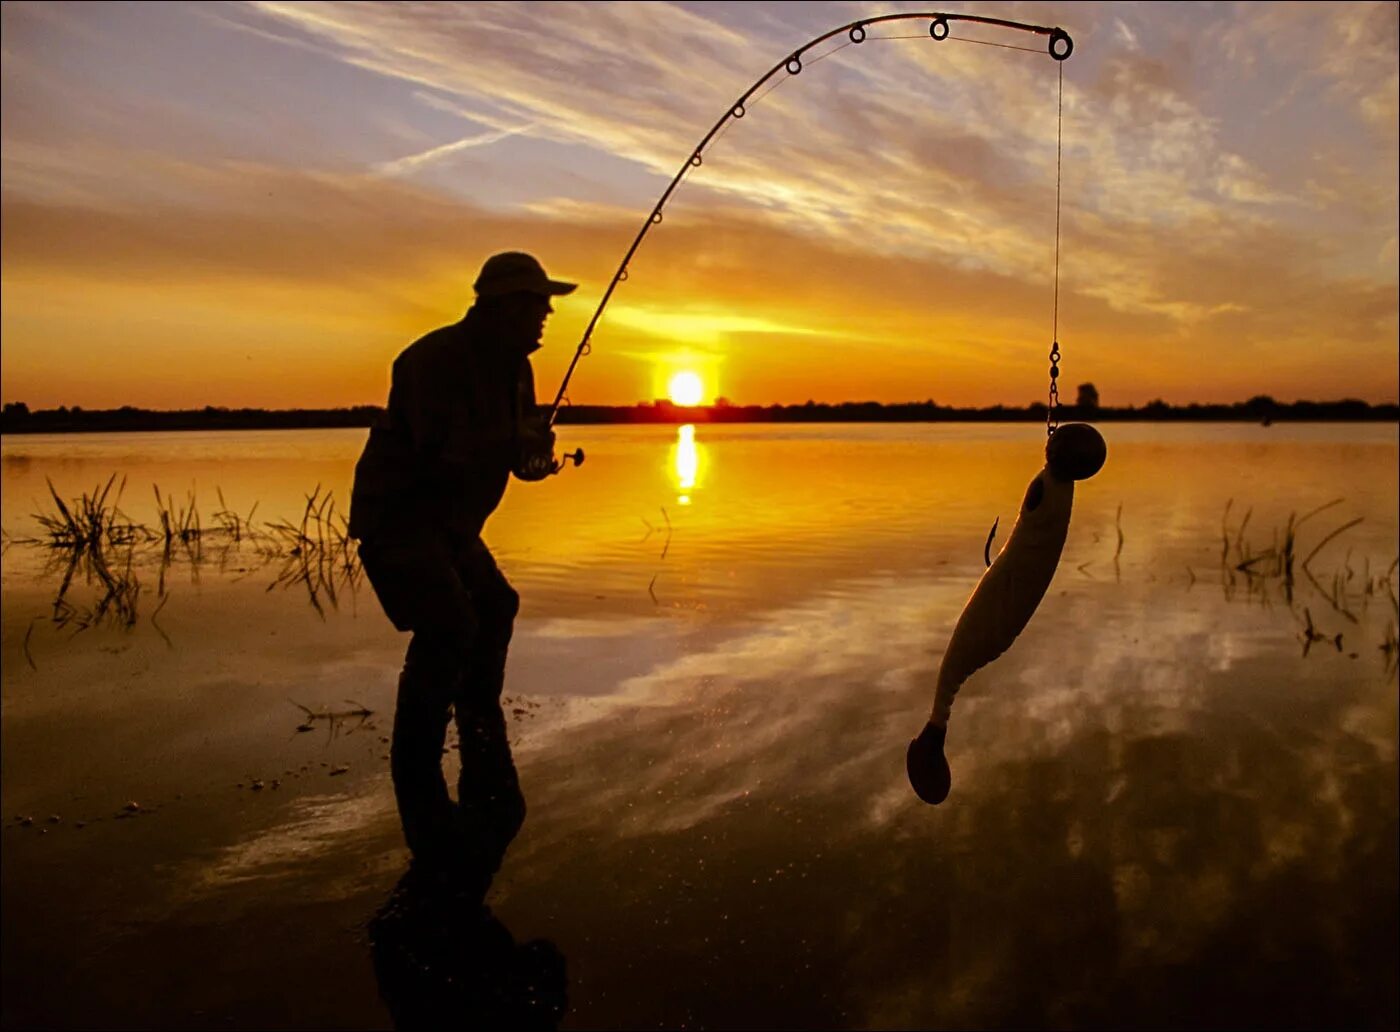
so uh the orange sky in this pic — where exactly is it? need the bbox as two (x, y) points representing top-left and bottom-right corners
(2, 2), (1396, 410)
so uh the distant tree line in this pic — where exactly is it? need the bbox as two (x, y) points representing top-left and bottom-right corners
(1, 390), (1396, 435)
(0, 402), (384, 434)
(557, 392), (1396, 425)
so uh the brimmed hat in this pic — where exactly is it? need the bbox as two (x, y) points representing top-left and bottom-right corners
(474, 252), (577, 298)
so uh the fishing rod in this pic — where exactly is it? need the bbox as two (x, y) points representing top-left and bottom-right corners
(545, 11), (1073, 431)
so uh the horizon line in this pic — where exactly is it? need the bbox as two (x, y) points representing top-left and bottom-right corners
(4, 397), (1400, 414)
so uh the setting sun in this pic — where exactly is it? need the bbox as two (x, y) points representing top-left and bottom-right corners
(667, 371), (704, 407)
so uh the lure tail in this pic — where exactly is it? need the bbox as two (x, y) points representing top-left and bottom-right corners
(907, 722), (951, 804)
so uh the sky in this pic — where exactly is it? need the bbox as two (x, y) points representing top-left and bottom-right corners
(1, 1), (1396, 410)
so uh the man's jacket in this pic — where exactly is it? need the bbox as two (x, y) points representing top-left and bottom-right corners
(349, 309), (539, 543)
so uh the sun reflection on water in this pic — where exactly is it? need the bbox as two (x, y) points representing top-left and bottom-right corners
(671, 424), (703, 505)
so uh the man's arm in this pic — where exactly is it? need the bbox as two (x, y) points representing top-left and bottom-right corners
(512, 357), (556, 481)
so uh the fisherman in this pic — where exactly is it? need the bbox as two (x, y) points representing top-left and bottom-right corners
(349, 252), (576, 886)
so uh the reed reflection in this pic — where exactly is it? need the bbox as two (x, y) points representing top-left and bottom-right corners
(14, 477), (362, 640)
(670, 424), (704, 505)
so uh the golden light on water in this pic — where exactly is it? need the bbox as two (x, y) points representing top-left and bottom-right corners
(667, 371), (704, 407)
(672, 423), (701, 504)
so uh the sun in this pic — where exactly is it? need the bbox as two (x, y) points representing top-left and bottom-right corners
(667, 370), (705, 407)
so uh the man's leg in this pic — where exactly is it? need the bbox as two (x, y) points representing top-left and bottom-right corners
(361, 536), (477, 869)
(453, 539), (525, 876)
(391, 631), (469, 867)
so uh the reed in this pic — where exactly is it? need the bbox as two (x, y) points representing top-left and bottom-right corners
(1219, 498), (1394, 664)
(261, 485), (362, 617)
(25, 476), (362, 636)
(212, 488), (259, 544)
(290, 698), (375, 737)
(35, 475), (149, 551)
(152, 483), (205, 563)
(659, 505), (673, 561)
(1298, 607), (1341, 657)
(29, 476), (151, 634)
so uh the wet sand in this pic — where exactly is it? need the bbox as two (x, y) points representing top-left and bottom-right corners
(3, 424), (1397, 1029)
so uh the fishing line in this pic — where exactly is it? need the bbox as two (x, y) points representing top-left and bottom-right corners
(948, 35), (1044, 53)
(864, 32), (1045, 49)
(1048, 60), (1064, 435)
(545, 11), (1074, 425)
(801, 37), (856, 69)
(695, 36), (860, 183)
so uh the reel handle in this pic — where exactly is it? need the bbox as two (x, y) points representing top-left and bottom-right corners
(518, 447), (585, 481)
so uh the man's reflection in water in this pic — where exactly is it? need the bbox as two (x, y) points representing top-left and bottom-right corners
(369, 742), (567, 1030)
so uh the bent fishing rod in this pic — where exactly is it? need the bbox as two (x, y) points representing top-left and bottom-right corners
(544, 11), (1073, 441)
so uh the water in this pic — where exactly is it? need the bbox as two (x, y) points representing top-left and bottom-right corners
(2, 423), (1396, 1029)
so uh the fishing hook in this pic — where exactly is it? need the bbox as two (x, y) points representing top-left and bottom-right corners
(546, 11), (1074, 425)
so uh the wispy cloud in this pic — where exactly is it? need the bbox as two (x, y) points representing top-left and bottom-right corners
(1114, 18), (1140, 52)
(372, 123), (533, 177)
(606, 304), (830, 346)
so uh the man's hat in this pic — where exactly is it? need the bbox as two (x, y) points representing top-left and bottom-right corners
(474, 252), (577, 298)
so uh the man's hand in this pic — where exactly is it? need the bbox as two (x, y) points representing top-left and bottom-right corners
(514, 419), (557, 482)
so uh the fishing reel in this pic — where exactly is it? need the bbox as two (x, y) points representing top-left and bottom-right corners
(515, 447), (585, 482)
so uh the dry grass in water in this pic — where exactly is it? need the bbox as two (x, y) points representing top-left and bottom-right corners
(1220, 498), (1398, 663)
(21, 477), (362, 649)
(290, 698), (376, 737)
(29, 476), (152, 633)
(260, 485), (362, 617)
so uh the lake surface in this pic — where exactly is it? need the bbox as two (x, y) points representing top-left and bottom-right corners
(2, 422), (1397, 1029)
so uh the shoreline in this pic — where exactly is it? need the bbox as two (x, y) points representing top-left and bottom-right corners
(3, 404), (1398, 436)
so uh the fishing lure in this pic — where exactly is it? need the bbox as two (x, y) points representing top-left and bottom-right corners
(514, 10), (1095, 803)
(906, 422), (1106, 804)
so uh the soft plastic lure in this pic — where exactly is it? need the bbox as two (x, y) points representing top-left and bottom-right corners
(907, 422), (1106, 804)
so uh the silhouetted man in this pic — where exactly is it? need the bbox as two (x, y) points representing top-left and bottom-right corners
(350, 252), (575, 887)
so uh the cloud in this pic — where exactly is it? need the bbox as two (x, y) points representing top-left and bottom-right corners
(605, 305), (832, 347)
(0, 2), (1394, 407)
(232, 2), (1395, 320)
(249, 0), (749, 173)
(234, 2), (1080, 280)
(3, 150), (1394, 408)
(1114, 18), (1140, 53)
(372, 123), (535, 177)
(1218, 1), (1398, 140)
(1213, 154), (1292, 205)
